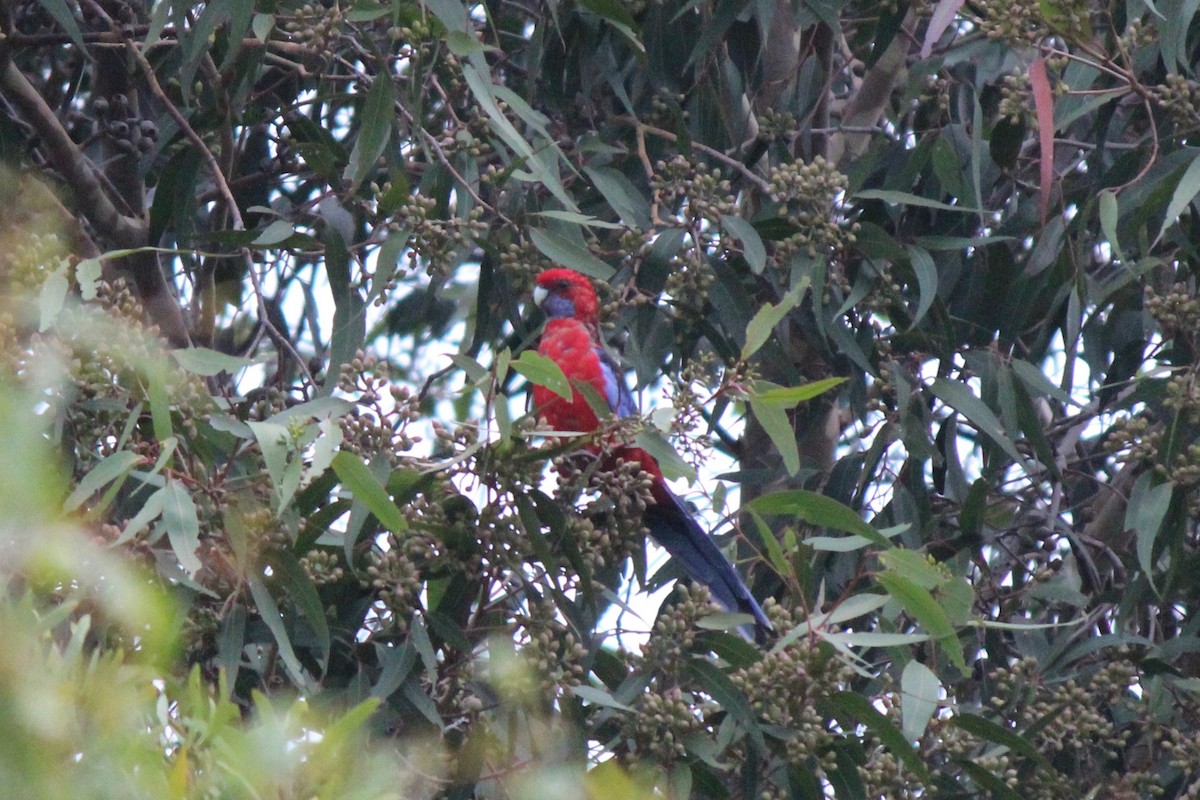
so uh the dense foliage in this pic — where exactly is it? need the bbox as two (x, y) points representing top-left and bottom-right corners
(3, 0), (1200, 796)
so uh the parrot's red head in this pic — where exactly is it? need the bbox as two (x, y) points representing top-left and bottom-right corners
(533, 268), (600, 326)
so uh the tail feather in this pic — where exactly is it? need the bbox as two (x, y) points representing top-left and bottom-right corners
(643, 484), (772, 637)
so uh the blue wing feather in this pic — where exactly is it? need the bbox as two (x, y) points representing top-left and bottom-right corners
(643, 486), (772, 635)
(595, 346), (636, 418)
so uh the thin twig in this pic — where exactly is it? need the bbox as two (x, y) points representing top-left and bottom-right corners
(614, 116), (772, 193)
(108, 10), (315, 385)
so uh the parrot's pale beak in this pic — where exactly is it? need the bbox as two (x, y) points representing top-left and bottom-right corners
(532, 285), (548, 308)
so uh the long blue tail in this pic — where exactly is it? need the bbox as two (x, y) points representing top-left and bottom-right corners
(643, 484), (772, 638)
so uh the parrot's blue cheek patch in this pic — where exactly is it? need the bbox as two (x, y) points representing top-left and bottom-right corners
(544, 295), (576, 319)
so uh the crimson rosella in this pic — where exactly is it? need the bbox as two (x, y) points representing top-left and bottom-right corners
(532, 268), (772, 636)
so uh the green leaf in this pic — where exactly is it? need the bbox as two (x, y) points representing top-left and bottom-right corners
(251, 12), (274, 39)
(685, 660), (765, 751)
(720, 215), (767, 275)
(248, 573), (310, 691)
(38, 266), (69, 332)
(823, 631), (932, 647)
(247, 420), (293, 508)
(331, 451), (408, 535)
(63, 450), (141, 513)
(534, 210), (624, 229)
(1158, 148), (1200, 244)
(748, 490), (893, 549)
(571, 684), (635, 711)
(854, 188), (985, 214)
(371, 642), (417, 700)
(252, 219), (295, 246)
(322, 227), (366, 398)
(900, 660), (941, 742)
(460, 63), (576, 210)
(171, 347), (256, 376)
(1099, 189), (1125, 263)
(741, 279), (807, 360)
(822, 692), (932, 782)
(585, 166), (651, 230)
(1126, 472), (1174, 595)
(577, 0), (638, 28)
(344, 74), (395, 190)
(511, 350), (572, 401)
(906, 245), (938, 329)
(528, 227), (614, 279)
(444, 29), (493, 55)
(113, 485), (166, 546)
(805, 524), (906, 552)
(748, 399), (800, 476)
(162, 479), (202, 575)
(275, 552), (331, 670)
(632, 428), (697, 482)
(76, 258), (102, 301)
(33, 0), (85, 48)
(952, 713), (1051, 768)
(930, 378), (1031, 473)
(146, 357), (175, 445)
(753, 377), (846, 407)
(876, 571), (965, 672)
(877, 548), (946, 590)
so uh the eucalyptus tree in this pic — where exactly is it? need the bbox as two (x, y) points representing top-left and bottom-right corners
(1, 0), (1198, 796)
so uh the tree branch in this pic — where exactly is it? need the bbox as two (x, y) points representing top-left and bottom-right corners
(0, 61), (146, 247)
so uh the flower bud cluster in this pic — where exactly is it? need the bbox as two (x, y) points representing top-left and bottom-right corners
(380, 194), (488, 280)
(336, 350), (424, 466)
(619, 686), (701, 765)
(730, 602), (853, 767)
(300, 548), (344, 586)
(363, 540), (423, 632)
(518, 602), (587, 696)
(652, 155), (738, 223)
(1156, 74), (1200, 134)
(93, 93), (159, 156)
(766, 156), (856, 261)
(282, 3), (344, 58)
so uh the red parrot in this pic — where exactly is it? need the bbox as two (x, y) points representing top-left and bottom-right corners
(532, 268), (771, 636)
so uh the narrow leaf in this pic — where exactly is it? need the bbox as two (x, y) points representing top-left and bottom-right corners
(344, 75), (395, 189)
(1126, 472), (1174, 595)
(63, 451), (141, 512)
(33, 0), (85, 48)
(742, 280), (807, 360)
(930, 378), (1031, 472)
(749, 490), (892, 549)
(753, 377), (846, 407)
(901, 661), (941, 742)
(512, 350), (572, 401)
(720, 215), (767, 275)
(585, 166), (651, 230)
(162, 479), (202, 575)
(528, 227), (614, 279)
(854, 189), (984, 214)
(906, 245), (938, 329)
(1158, 149), (1200, 243)
(331, 451), (408, 534)
(172, 347), (256, 376)
(38, 267), (69, 332)
(247, 573), (309, 690)
(1029, 54), (1055, 222)
(632, 428), (697, 482)
(749, 399), (800, 476)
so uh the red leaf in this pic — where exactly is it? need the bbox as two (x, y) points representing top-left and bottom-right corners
(1029, 54), (1055, 223)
